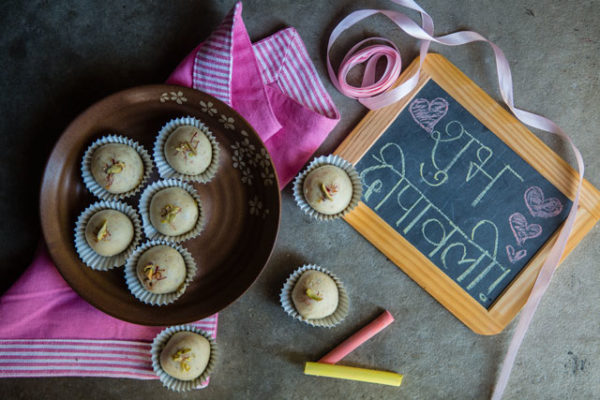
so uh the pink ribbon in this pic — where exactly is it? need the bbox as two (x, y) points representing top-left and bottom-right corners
(327, 1), (584, 399)
(335, 38), (402, 100)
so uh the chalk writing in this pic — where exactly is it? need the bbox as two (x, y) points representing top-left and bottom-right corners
(471, 219), (499, 260)
(355, 80), (571, 308)
(419, 120), (472, 187)
(466, 144), (492, 181)
(417, 119), (524, 206)
(524, 186), (564, 218)
(360, 143), (512, 304)
(470, 165), (524, 207)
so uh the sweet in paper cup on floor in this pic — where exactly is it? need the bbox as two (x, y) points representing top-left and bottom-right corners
(280, 264), (349, 328)
(293, 155), (362, 221)
(151, 325), (218, 392)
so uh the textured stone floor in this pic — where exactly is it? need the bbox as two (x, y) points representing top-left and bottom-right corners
(0, 1), (598, 399)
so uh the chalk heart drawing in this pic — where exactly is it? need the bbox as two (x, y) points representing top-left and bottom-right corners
(509, 212), (542, 246)
(524, 186), (564, 218)
(506, 245), (527, 264)
(409, 97), (449, 133)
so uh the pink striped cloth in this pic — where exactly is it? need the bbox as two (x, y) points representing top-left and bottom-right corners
(0, 1), (338, 383)
(167, 1), (339, 187)
(0, 245), (218, 384)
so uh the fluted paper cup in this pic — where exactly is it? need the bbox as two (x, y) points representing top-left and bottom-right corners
(138, 179), (205, 243)
(280, 264), (349, 328)
(151, 325), (217, 392)
(124, 240), (197, 306)
(153, 116), (220, 183)
(81, 135), (153, 201)
(293, 155), (362, 221)
(74, 200), (142, 270)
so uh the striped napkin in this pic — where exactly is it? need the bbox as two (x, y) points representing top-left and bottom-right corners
(0, 245), (218, 384)
(0, 1), (338, 384)
(166, 1), (340, 187)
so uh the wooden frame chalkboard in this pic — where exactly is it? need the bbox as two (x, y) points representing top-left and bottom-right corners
(335, 54), (600, 335)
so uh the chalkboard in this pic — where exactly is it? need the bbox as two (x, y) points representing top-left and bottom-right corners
(335, 54), (600, 334)
(355, 79), (571, 308)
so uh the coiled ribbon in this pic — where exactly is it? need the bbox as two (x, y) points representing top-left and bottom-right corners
(335, 38), (402, 100)
(327, 1), (584, 399)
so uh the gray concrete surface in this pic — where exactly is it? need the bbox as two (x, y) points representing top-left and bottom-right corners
(0, 0), (598, 399)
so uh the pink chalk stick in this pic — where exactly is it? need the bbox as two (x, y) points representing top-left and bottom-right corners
(319, 310), (394, 364)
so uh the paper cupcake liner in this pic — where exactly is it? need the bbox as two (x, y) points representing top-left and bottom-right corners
(293, 154), (363, 221)
(74, 201), (143, 271)
(280, 264), (349, 328)
(124, 240), (197, 306)
(151, 325), (217, 392)
(81, 135), (153, 201)
(153, 116), (221, 183)
(138, 179), (205, 243)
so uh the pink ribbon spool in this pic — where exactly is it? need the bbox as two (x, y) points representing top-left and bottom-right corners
(336, 39), (402, 99)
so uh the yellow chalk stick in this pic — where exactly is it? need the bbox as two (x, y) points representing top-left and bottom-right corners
(304, 362), (403, 387)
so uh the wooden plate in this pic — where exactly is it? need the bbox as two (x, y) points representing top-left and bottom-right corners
(40, 85), (281, 326)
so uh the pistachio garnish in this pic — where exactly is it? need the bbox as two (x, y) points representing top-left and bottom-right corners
(175, 142), (197, 157)
(95, 220), (110, 242)
(319, 182), (340, 202)
(305, 288), (323, 301)
(160, 204), (182, 224)
(143, 263), (166, 283)
(175, 131), (200, 159)
(172, 348), (194, 372)
(103, 159), (126, 188)
(320, 183), (334, 201)
(106, 162), (125, 174)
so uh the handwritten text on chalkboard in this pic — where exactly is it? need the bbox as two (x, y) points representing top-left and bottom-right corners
(356, 80), (571, 308)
